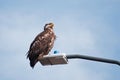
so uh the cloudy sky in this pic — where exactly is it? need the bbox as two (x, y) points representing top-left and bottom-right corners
(0, 0), (120, 80)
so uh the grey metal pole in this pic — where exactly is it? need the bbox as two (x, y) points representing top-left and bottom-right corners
(66, 54), (120, 66)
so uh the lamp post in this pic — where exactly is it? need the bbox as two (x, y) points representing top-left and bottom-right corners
(39, 53), (120, 66)
(67, 54), (120, 66)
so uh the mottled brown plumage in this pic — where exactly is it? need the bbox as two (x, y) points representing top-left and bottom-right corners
(27, 23), (56, 68)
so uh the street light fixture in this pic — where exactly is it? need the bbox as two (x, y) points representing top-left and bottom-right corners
(39, 54), (68, 66)
(39, 53), (120, 66)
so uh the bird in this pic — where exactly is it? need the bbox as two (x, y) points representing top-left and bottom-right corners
(27, 23), (56, 68)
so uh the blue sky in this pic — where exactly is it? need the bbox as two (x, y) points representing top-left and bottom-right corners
(0, 0), (120, 80)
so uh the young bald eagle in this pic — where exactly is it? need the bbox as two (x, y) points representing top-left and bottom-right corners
(27, 23), (56, 68)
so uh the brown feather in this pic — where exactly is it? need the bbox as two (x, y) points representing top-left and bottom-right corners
(27, 23), (56, 68)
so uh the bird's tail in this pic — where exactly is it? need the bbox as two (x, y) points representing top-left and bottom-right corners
(30, 59), (38, 68)
(28, 53), (44, 68)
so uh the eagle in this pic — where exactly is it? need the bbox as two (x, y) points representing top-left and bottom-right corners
(27, 23), (56, 68)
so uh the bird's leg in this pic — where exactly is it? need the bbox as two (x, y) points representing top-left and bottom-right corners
(48, 52), (52, 55)
(38, 53), (44, 60)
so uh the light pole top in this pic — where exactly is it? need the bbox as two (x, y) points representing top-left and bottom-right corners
(39, 53), (120, 66)
(39, 54), (68, 66)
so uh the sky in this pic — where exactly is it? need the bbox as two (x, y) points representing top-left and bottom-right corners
(0, 0), (120, 80)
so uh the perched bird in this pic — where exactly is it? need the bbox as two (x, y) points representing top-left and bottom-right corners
(27, 23), (56, 68)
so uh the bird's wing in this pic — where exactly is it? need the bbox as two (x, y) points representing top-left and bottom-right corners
(27, 30), (56, 58)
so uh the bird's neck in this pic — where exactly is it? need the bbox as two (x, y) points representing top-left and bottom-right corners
(45, 28), (54, 32)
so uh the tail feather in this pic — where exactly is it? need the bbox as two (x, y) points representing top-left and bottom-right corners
(30, 59), (38, 68)
(27, 52), (44, 68)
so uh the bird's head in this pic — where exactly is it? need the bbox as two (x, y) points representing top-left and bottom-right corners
(44, 23), (54, 30)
